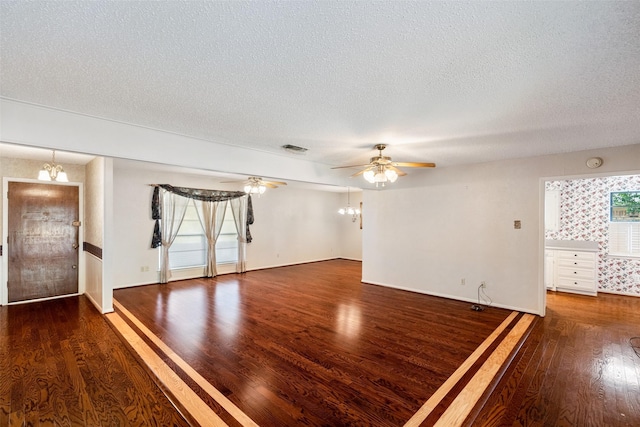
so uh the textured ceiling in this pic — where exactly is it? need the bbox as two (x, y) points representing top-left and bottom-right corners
(1, 1), (639, 170)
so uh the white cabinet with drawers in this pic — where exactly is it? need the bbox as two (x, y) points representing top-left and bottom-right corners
(555, 250), (597, 295)
(545, 240), (598, 296)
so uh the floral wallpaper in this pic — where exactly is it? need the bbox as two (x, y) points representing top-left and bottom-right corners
(546, 175), (640, 296)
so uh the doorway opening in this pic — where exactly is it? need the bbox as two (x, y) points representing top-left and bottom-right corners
(542, 173), (640, 306)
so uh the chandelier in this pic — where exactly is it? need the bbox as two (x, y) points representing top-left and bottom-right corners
(338, 187), (361, 222)
(362, 165), (398, 187)
(38, 150), (68, 182)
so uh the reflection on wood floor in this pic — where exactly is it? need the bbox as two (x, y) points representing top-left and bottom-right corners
(112, 259), (526, 426)
(3, 259), (638, 426)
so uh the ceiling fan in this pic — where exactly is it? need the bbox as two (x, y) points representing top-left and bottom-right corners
(332, 144), (436, 186)
(221, 176), (287, 194)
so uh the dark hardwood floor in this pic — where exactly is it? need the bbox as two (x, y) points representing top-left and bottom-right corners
(0, 296), (189, 426)
(473, 290), (640, 427)
(3, 260), (639, 426)
(114, 259), (513, 426)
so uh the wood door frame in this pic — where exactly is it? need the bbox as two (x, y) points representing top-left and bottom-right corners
(1, 177), (85, 305)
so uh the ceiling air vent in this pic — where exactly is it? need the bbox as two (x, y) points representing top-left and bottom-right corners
(281, 144), (308, 154)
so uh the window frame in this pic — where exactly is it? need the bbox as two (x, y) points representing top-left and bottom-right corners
(608, 191), (640, 259)
(165, 201), (239, 270)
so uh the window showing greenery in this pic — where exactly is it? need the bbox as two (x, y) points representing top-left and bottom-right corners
(610, 191), (640, 222)
(609, 191), (640, 258)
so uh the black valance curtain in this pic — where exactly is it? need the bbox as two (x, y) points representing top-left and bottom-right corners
(155, 184), (246, 202)
(150, 184), (253, 249)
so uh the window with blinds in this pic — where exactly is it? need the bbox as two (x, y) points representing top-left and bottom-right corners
(216, 208), (239, 264)
(608, 222), (640, 257)
(168, 202), (238, 269)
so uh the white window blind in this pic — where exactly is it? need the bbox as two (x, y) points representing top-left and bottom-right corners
(216, 207), (238, 264)
(608, 222), (640, 257)
(168, 202), (238, 269)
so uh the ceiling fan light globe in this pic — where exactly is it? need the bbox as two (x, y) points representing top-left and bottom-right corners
(374, 171), (387, 183)
(258, 185), (266, 194)
(385, 168), (398, 182)
(243, 185), (252, 194)
(363, 170), (375, 183)
(338, 208), (346, 215)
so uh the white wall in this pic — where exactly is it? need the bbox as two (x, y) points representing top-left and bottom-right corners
(84, 254), (103, 308)
(113, 163), (358, 288)
(84, 158), (104, 247)
(363, 144), (640, 315)
(84, 157), (105, 311)
(102, 157), (114, 312)
(337, 190), (363, 261)
(1, 99), (349, 187)
(246, 185), (346, 269)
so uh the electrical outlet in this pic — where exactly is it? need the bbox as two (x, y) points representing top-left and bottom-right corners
(461, 278), (466, 286)
(480, 281), (486, 288)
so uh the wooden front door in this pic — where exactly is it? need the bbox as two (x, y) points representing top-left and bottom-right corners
(7, 182), (79, 303)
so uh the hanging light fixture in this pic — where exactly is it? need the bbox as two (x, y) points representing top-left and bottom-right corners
(38, 150), (68, 182)
(243, 177), (267, 194)
(244, 182), (266, 194)
(363, 165), (398, 187)
(338, 187), (361, 222)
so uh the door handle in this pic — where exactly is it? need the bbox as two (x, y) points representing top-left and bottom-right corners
(72, 243), (79, 250)
(72, 265), (77, 269)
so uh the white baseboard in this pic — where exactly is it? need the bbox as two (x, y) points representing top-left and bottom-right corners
(361, 278), (543, 317)
(246, 257), (341, 272)
(337, 257), (363, 262)
(597, 288), (640, 298)
(84, 291), (114, 314)
(113, 258), (355, 289)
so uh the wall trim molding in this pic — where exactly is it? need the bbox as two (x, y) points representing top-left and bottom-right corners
(361, 278), (544, 317)
(597, 289), (640, 298)
(83, 242), (102, 259)
(112, 258), (362, 290)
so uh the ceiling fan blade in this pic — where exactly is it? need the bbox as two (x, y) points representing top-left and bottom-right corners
(331, 164), (372, 169)
(387, 165), (407, 176)
(350, 169), (370, 178)
(263, 180), (287, 186)
(220, 180), (244, 184)
(393, 162), (436, 168)
(262, 182), (278, 188)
